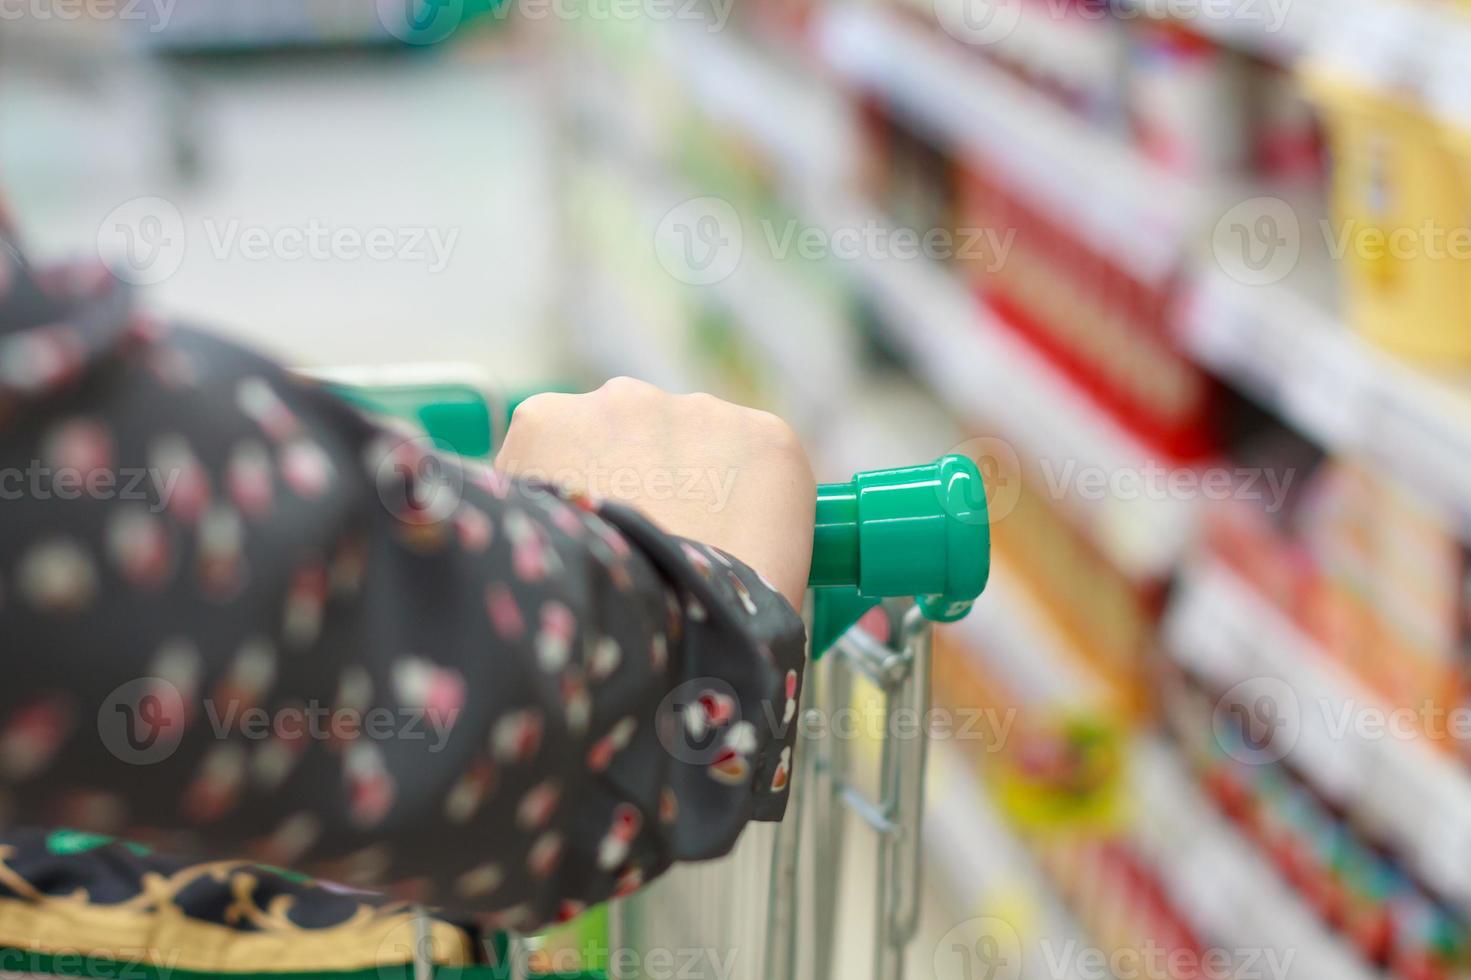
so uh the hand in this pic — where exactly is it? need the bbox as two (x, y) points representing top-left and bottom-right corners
(496, 378), (815, 611)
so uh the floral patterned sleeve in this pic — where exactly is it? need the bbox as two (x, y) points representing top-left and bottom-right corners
(0, 236), (807, 935)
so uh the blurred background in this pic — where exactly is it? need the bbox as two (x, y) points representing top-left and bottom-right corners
(10, 0), (1471, 977)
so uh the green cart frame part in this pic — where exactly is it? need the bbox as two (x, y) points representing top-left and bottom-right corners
(0, 950), (604, 980)
(304, 365), (577, 460)
(0, 952), (496, 980)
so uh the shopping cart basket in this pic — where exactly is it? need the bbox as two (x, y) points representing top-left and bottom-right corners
(324, 367), (992, 980)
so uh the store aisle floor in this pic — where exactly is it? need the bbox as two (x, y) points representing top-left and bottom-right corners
(2, 38), (561, 384)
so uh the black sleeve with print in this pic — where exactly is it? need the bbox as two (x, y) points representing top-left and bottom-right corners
(0, 238), (807, 935)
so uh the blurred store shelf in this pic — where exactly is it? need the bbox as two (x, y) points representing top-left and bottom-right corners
(1112, 0), (1323, 66)
(568, 159), (862, 430)
(1130, 737), (1379, 980)
(659, 22), (857, 190)
(817, 3), (1205, 285)
(947, 558), (1112, 710)
(937, 561), (1360, 980)
(810, 198), (1198, 581)
(1183, 257), (1471, 541)
(1164, 557), (1471, 919)
(926, 743), (1095, 980)
(616, 13), (1203, 580)
(572, 264), (708, 394)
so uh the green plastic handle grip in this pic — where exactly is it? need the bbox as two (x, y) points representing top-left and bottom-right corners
(810, 455), (990, 622)
(316, 375), (990, 618)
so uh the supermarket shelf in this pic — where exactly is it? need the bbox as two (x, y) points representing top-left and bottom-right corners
(815, 380), (969, 481)
(572, 263), (710, 394)
(1163, 556), (1471, 918)
(569, 154), (863, 429)
(926, 743), (1096, 980)
(810, 197), (1198, 581)
(1112, 0), (1323, 65)
(589, 13), (1202, 580)
(937, 578), (1362, 979)
(1183, 259), (1471, 540)
(947, 557), (1112, 710)
(817, 4), (1207, 285)
(1130, 737), (1379, 980)
(659, 22), (858, 188)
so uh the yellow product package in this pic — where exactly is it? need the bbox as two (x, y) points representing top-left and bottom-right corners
(1302, 4), (1471, 362)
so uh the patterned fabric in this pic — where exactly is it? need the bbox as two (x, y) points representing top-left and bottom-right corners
(0, 225), (807, 962)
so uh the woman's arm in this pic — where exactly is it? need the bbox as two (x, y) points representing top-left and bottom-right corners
(0, 241), (813, 930)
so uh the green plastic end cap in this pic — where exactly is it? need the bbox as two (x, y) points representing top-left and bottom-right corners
(846, 453), (990, 618)
(920, 453), (990, 621)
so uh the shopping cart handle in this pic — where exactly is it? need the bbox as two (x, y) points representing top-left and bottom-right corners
(309, 371), (990, 620)
(810, 455), (989, 622)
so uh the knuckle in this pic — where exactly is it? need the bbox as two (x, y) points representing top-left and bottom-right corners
(599, 376), (659, 400)
(683, 390), (726, 411)
(511, 392), (561, 424)
(750, 410), (807, 459)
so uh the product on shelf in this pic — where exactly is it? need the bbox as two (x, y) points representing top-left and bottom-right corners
(1301, 3), (1471, 364)
(862, 99), (958, 246)
(993, 481), (1160, 716)
(1163, 666), (1471, 979)
(1251, 61), (1325, 181)
(951, 152), (1218, 461)
(1202, 423), (1471, 742)
(1427, 13), (1471, 346)
(1127, 19), (1252, 177)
